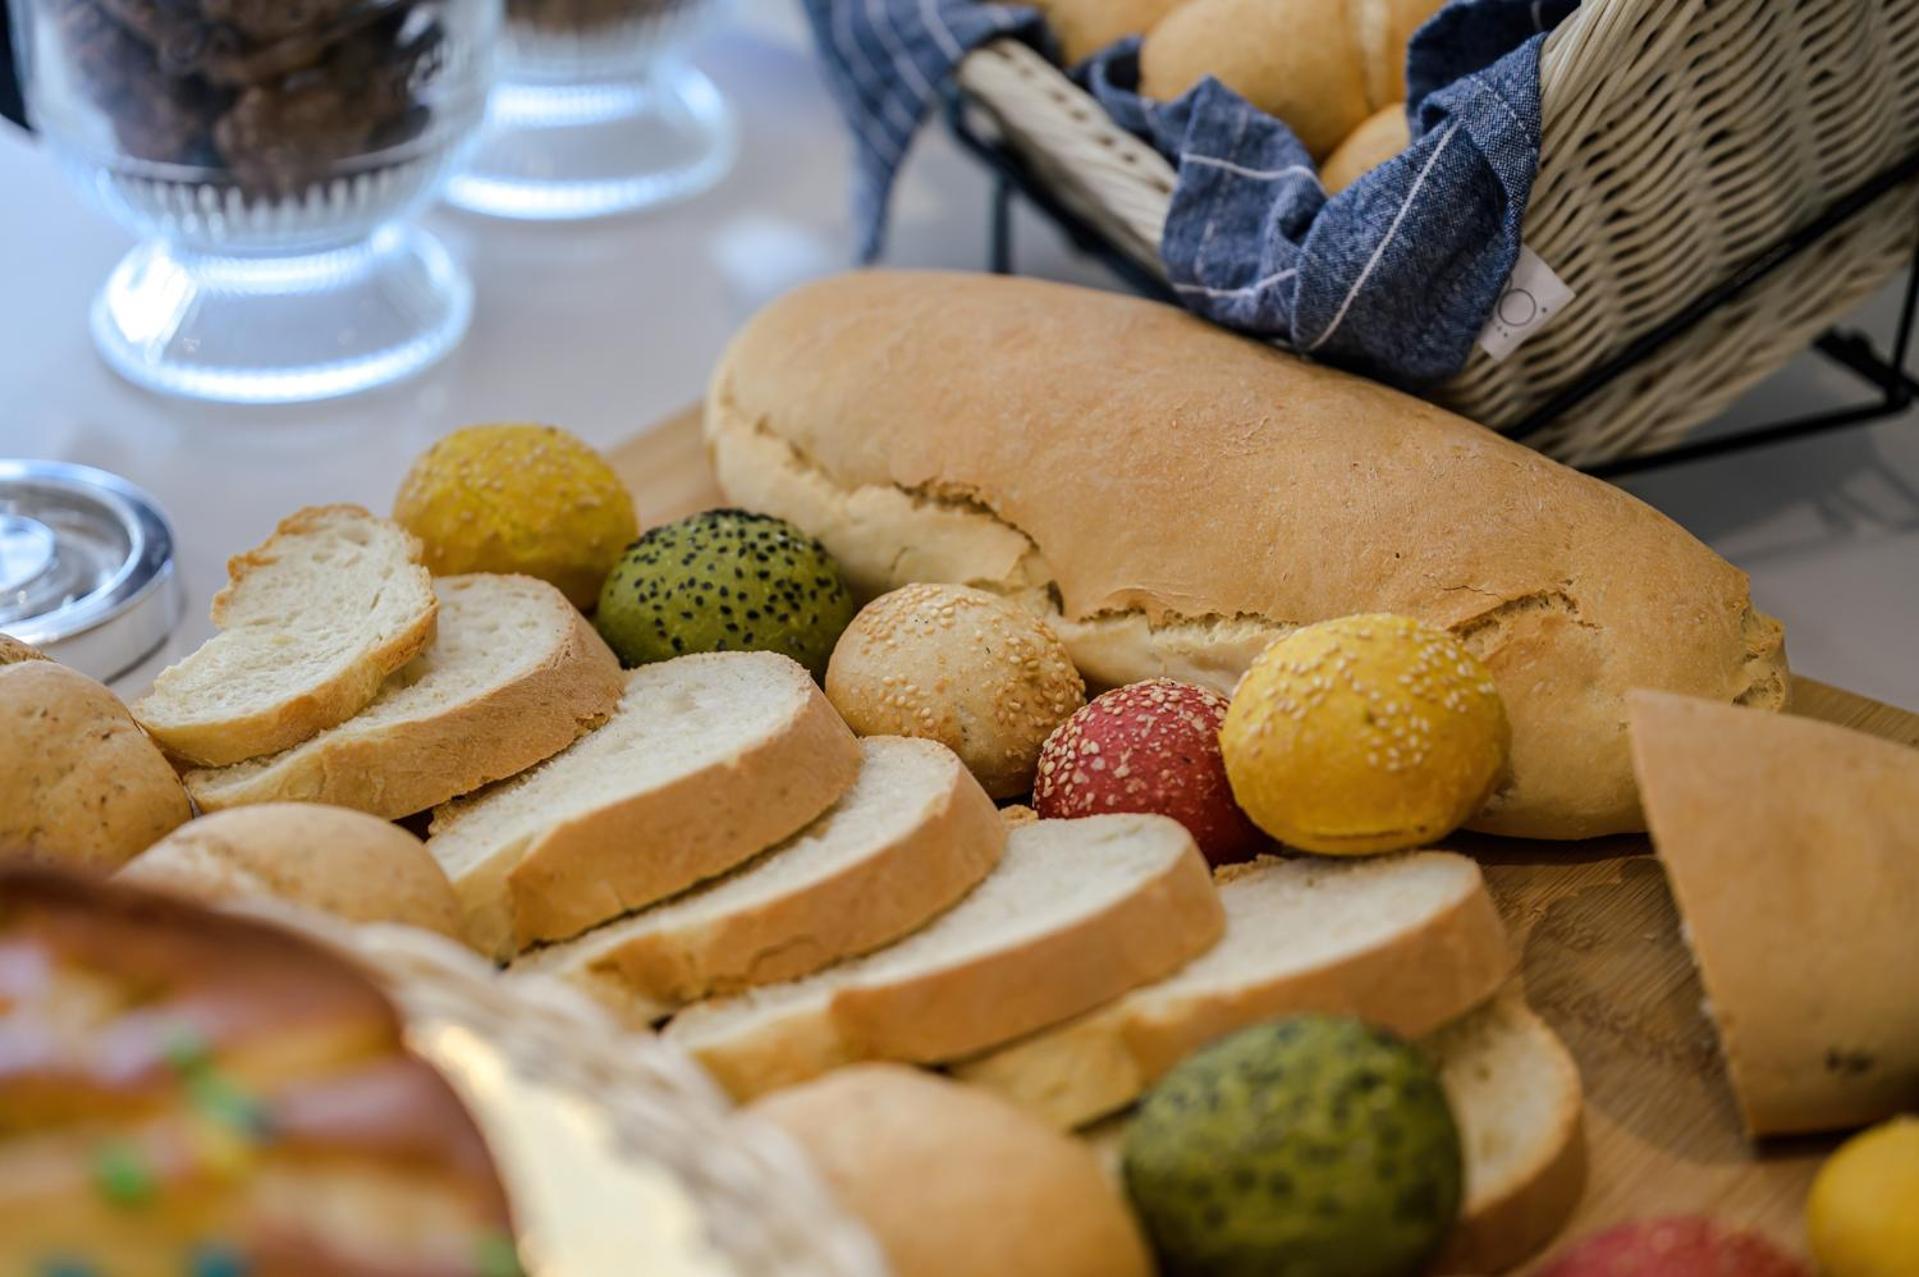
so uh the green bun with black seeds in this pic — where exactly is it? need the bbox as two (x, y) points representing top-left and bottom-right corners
(593, 510), (857, 676)
(1122, 1015), (1463, 1277)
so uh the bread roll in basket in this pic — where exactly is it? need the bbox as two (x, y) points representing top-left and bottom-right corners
(0, 868), (884, 1277)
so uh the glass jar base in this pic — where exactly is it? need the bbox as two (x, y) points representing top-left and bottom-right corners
(90, 225), (473, 404)
(444, 62), (736, 220)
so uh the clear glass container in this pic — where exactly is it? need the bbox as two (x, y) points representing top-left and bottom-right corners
(8, 0), (501, 403)
(445, 0), (734, 220)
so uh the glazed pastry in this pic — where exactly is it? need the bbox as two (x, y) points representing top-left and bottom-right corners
(0, 868), (519, 1276)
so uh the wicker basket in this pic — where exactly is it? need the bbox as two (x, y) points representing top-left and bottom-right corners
(275, 910), (888, 1277)
(953, 0), (1919, 465)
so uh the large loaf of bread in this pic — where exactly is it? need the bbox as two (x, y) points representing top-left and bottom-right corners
(704, 272), (1788, 839)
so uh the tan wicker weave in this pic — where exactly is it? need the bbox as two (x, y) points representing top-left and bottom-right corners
(954, 0), (1919, 463)
(254, 907), (888, 1277)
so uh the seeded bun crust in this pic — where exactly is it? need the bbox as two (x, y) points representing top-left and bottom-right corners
(595, 510), (857, 676)
(826, 584), (1086, 798)
(1221, 616), (1510, 854)
(1034, 679), (1263, 866)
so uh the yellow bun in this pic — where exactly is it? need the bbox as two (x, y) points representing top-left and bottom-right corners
(120, 803), (467, 941)
(1808, 1117), (1919, 1277)
(1321, 103), (1410, 193)
(1220, 614), (1509, 854)
(393, 423), (638, 610)
(826, 584), (1085, 798)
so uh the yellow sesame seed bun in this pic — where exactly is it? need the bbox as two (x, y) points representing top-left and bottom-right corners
(1219, 615), (1509, 854)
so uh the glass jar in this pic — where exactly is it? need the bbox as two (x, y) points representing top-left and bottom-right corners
(8, 0), (501, 402)
(444, 0), (734, 220)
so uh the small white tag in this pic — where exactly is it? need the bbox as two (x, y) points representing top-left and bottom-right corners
(1476, 245), (1576, 362)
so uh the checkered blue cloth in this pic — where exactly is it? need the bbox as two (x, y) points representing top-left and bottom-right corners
(800, 0), (1577, 388)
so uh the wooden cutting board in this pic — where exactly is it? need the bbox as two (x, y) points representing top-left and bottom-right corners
(611, 409), (1918, 1270)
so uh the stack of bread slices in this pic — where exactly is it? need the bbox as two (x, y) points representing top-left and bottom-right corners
(138, 504), (1588, 1273)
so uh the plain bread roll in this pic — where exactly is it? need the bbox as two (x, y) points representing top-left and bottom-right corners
(121, 803), (467, 941)
(751, 1064), (1153, 1277)
(0, 659), (190, 872)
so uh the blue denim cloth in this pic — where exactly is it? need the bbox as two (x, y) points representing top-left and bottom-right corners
(800, 0), (1577, 388)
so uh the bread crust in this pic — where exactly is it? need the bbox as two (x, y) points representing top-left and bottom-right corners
(706, 272), (1789, 840)
(1034, 0), (1192, 64)
(677, 825), (1226, 1101)
(1630, 691), (1919, 1135)
(837, 838), (1223, 1063)
(1142, 0), (1370, 156)
(532, 738), (1008, 1022)
(505, 677), (862, 949)
(751, 1065), (1154, 1277)
(135, 504), (440, 767)
(119, 803), (467, 941)
(184, 576), (624, 819)
(955, 851), (1512, 1128)
(0, 661), (191, 872)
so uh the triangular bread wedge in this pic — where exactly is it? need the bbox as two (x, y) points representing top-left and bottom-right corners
(513, 736), (1007, 1022)
(427, 652), (861, 960)
(953, 851), (1512, 1128)
(133, 505), (438, 767)
(1428, 987), (1586, 1275)
(665, 814), (1225, 1101)
(1072, 986), (1584, 1276)
(184, 575), (624, 819)
(1629, 689), (1919, 1135)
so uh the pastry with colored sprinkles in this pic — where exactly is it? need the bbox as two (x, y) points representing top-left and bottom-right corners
(1122, 1015), (1464, 1277)
(594, 510), (857, 675)
(0, 867), (519, 1277)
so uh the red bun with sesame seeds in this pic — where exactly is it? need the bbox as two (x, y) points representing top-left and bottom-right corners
(1536, 1217), (1810, 1277)
(1033, 679), (1264, 867)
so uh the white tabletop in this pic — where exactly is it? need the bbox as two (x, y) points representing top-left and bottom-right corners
(2, 0), (1915, 706)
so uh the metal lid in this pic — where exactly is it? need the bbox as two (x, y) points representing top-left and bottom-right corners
(0, 460), (183, 685)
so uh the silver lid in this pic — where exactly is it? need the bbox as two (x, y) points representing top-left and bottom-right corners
(0, 460), (183, 685)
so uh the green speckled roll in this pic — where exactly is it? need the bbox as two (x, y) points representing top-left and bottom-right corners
(1122, 1015), (1463, 1277)
(594, 510), (856, 676)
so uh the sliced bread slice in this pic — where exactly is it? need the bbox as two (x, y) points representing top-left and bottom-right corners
(132, 505), (438, 767)
(513, 735), (1006, 1022)
(1427, 987), (1587, 1275)
(427, 651), (861, 960)
(952, 851), (1512, 1128)
(664, 814), (1225, 1101)
(184, 575), (625, 819)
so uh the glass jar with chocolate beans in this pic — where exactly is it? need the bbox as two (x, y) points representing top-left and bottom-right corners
(443, 0), (734, 220)
(8, 0), (501, 402)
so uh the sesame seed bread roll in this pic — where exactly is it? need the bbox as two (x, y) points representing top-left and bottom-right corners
(705, 271), (1789, 839)
(827, 584), (1086, 798)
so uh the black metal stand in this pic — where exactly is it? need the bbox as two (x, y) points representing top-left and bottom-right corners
(945, 94), (1919, 479)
